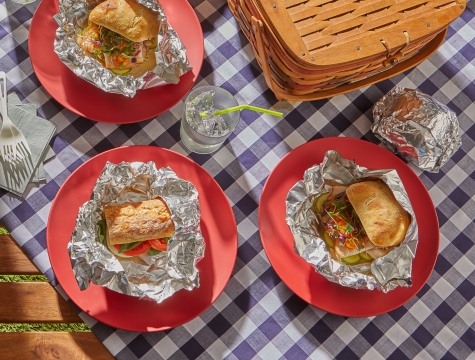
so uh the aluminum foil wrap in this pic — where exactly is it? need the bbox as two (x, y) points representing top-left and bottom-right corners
(68, 161), (205, 303)
(372, 87), (462, 172)
(53, 0), (192, 97)
(286, 150), (418, 292)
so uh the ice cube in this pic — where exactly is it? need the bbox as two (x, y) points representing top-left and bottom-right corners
(185, 90), (230, 137)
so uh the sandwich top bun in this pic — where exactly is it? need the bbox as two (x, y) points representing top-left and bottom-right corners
(104, 198), (175, 245)
(89, 0), (160, 43)
(346, 180), (410, 248)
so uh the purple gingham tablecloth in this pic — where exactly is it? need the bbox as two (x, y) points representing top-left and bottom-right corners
(1, 0), (475, 358)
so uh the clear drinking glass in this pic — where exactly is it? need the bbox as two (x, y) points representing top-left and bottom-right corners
(180, 86), (240, 154)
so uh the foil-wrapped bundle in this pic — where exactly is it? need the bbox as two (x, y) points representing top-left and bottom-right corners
(68, 161), (205, 303)
(286, 150), (418, 292)
(372, 87), (462, 172)
(53, 0), (192, 97)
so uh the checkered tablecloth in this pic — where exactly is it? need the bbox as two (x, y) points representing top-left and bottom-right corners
(1, 0), (475, 358)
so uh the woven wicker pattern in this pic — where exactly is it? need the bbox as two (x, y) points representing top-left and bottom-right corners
(229, 0), (465, 100)
(287, 0), (456, 54)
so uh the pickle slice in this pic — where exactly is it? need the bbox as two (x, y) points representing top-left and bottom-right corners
(323, 232), (335, 249)
(315, 192), (330, 214)
(111, 68), (132, 75)
(149, 36), (158, 49)
(341, 254), (361, 264)
(359, 252), (373, 261)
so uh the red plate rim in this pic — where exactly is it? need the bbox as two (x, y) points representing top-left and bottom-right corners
(29, 0), (203, 123)
(47, 146), (238, 331)
(258, 137), (439, 317)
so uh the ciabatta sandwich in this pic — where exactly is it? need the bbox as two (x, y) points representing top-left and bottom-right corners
(99, 198), (175, 258)
(77, 0), (159, 77)
(317, 180), (411, 265)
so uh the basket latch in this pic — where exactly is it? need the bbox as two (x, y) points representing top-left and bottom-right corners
(381, 31), (410, 67)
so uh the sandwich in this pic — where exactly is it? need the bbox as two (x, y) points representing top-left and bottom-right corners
(316, 180), (411, 265)
(77, 0), (160, 77)
(97, 198), (175, 258)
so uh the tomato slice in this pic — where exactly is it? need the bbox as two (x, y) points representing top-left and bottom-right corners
(149, 239), (168, 252)
(114, 242), (151, 256)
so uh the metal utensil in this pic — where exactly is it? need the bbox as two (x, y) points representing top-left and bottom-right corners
(0, 72), (32, 163)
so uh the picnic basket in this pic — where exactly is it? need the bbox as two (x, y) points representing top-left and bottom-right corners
(228, 0), (466, 101)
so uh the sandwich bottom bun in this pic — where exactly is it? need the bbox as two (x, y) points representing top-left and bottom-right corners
(106, 232), (132, 259)
(82, 50), (157, 79)
(126, 54), (157, 78)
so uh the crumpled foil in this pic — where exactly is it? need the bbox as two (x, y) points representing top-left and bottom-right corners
(286, 150), (418, 292)
(372, 87), (462, 172)
(53, 0), (192, 97)
(68, 161), (205, 303)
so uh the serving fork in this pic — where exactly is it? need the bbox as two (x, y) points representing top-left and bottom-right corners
(0, 71), (31, 164)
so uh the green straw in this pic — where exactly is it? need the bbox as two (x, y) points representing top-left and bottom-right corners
(200, 105), (283, 118)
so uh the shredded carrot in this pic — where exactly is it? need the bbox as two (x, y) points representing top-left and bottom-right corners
(345, 239), (357, 249)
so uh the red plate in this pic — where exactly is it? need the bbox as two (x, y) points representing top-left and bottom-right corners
(259, 137), (439, 317)
(29, 0), (203, 123)
(47, 146), (237, 331)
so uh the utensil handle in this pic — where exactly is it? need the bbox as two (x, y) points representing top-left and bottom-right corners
(0, 72), (10, 126)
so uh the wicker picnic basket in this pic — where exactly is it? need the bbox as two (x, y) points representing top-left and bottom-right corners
(228, 0), (466, 101)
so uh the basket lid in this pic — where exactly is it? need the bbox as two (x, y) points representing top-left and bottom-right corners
(255, 0), (466, 67)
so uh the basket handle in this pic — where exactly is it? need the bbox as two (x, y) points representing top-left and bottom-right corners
(251, 16), (284, 99)
(381, 31), (411, 67)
